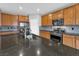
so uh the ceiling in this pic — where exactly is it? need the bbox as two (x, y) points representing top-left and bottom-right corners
(0, 3), (75, 16)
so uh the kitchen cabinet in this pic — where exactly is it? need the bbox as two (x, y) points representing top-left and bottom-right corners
(76, 36), (79, 49)
(56, 10), (64, 19)
(47, 14), (53, 25)
(11, 15), (18, 26)
(18, 16), (29, 22)
(41, 15), (48, 26)
(1, 34), (18, 49)
(40, 30), (50, 46)
(40, 30), (50, 39)
(64, 6), (75, 25)
(63, 34), (76, 48)
(52, 12), (57, 20)
(1, 13), (18, 26)
(0, 13), (1, 26)
(2, 13), (9, 26)
(52, 10), (63, 20)
(75, 4), (79, 25)
(41, 14), (53, 26)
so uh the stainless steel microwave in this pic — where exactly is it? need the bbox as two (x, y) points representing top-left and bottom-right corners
(52, 18), (64, 26)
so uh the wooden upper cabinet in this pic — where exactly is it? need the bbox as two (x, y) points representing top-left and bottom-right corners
(2, 13), (10, 26)
(56, 10), (64, 19)
(41, 14), (53, 26)
(52, 12), (57, 20)
(52, 10), (63, 20)
(64, 6), (75, 25)
(0, 13), (1, 26)
(47, 14), (53, 26)
(1, 13), (18, 26)
(40, 30), (50, 39)
(18, 16), (29, 22)
(11, 15), (18, 26)
(75, 4), (79, 25)
(41, 15), (48, 26)
(63, 34), (76, 48)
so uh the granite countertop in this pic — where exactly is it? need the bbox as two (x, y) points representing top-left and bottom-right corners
(63, 32), (79, 36)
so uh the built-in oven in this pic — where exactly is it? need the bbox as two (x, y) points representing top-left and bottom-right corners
(52, 18), (64, 26)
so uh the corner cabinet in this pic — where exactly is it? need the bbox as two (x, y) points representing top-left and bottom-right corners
(64, 6), (75, 25)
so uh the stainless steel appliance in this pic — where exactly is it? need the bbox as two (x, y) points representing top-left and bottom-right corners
(53, 18), (64, 26)
(19, 22), (30, 38)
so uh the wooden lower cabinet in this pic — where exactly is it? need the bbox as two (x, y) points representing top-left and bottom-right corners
(76, 36), (79, 49)
(40, 30), (50, 46)
(40, 30), (50, 39)
(63, 34), (75, 48)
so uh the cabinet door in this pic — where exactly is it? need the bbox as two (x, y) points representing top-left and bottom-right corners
(52, 12), (57, 20)
(2, 13), (8, 26)
(19, 16), (29, 22)
(48, 14), (53, 26)
(40, 30), (50, 46)
(76, 36), (79, 49)
(11, 15), (18, 26)
(2, 13), (18, 26)
(64, 6), (75, 25)
(75, 4), (79, 25)
(41, 15), (48, 26)
(0, 13), (1, 26)
(56, 10), (64, 19)
(40, 30), (50, 39)
(8, 15), (12, 25)
(63, 34), (75, 48)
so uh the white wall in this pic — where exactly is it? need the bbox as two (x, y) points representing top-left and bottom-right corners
(29, 15), (41, 35)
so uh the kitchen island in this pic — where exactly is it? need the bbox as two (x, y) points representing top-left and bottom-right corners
(0, 31), (19, 49)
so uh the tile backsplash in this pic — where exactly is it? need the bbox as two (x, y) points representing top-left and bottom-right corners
(52, 26), (79, 34)
(64, 26), (79, 34)
(0, 26), (18, 32)
(40, 26), (79, 34)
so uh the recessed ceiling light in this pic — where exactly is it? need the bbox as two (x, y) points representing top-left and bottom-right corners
(19, 6), (23, 10)
(37, 8), (40, 12)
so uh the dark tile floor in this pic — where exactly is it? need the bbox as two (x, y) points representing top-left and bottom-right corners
(0, 35), (79, 56)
